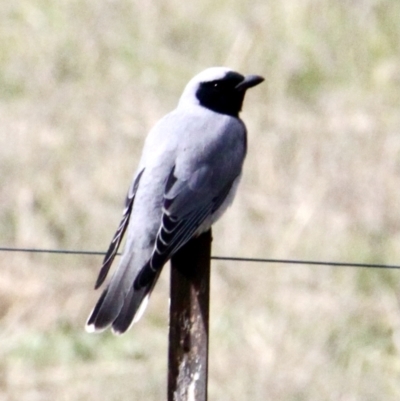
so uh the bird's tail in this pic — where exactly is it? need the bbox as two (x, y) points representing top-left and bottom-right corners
(86, 253), (162, 335)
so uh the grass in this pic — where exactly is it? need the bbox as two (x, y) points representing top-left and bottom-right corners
(1, 0), (400, 399)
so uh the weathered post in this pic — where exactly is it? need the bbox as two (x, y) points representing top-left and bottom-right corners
(168, 230), (212, 401)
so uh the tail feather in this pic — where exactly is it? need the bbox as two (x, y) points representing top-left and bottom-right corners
(112, 269), (162, 334)
(111, 288), (149, 334)
(86, 285), (122, 333)
(134, 260), (160, 289)
(86, 288), (109, 332)
(86, 265), (162, 334)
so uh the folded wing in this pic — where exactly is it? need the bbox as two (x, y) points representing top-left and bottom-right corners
(94, 169), (145, 289)
(134, 165), (235, 288)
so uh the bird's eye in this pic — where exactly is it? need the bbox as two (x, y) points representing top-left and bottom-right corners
(212, 82), (220, 89)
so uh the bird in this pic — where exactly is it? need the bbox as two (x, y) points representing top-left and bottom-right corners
(86, 67), (264, 335)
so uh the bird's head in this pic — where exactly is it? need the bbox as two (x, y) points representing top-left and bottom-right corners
(178, 67), (264, 117)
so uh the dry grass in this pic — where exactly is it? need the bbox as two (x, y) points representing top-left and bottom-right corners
(1, 0), (400, 399)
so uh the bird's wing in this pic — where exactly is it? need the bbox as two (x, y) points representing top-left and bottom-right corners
(94, 168), (145, 289)
(134, 164), (236, 288)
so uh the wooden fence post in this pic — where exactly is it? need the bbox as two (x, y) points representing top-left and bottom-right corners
(168, 230), (212, 401)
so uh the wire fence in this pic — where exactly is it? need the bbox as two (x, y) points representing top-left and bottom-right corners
(2, 239), (399, 401)
(1, 246), (400, 270)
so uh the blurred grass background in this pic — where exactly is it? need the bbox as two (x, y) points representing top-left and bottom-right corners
(1, 0), (400, 399)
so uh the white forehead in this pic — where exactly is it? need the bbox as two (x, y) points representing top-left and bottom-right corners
(178, 67), (234, 107)
(189, 66), (233, 83)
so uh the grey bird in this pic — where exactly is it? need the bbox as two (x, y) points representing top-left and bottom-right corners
(86, 67), (264, 334)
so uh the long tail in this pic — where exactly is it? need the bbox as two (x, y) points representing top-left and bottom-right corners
(86, 255), (162, 335)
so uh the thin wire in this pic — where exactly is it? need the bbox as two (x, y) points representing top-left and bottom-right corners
(0, 246), (399, 270)
(0, 247), (105, 256)
(212, 256), (400, 270)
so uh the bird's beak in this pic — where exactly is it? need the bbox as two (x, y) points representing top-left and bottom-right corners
(235, 74), (265, 91)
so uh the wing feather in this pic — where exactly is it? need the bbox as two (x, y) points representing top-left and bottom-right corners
(94, 169), (145, 289)
(133, 168), (233, 289)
